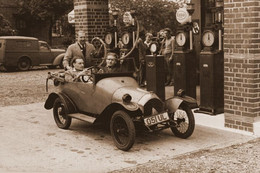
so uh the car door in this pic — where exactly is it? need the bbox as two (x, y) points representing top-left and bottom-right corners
(38, 41), (53, 65)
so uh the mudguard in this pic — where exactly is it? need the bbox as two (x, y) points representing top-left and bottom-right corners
(52, 53), (65, 66)
(44, 92), (77, 113)
(165, 96), (198, 113)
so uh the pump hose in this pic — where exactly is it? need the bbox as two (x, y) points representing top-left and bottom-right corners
(119, 16), (140, 72)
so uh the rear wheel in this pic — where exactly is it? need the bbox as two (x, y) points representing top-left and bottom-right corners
(170, 103), (195, 139)
(17, 58), (30, 71)
(59, 58), (64, 69)
(53, 97), (71, 129)
(110, 110), (135, 151)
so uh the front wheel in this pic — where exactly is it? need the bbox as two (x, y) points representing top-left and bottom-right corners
(110, 110), (135, 151)
(53, 97), (72, 129)
(170, 103), (195, 139)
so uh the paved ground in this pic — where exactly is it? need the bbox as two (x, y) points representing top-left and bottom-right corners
(0, 102), (257, 172)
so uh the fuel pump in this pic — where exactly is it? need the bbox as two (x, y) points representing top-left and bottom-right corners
(104, 10), (119, 54)
(104, 10), (140, 73)
(173, 3), (197, 99)
(197, 0), (224, 115)
(120, 10), (140, 72)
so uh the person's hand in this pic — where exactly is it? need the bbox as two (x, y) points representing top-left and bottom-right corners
(66, 65), (72, 70)
(169, 57), (173, 62)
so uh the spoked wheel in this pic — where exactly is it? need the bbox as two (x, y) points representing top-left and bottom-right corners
(53, 97), (72, 129)
(17, 58), (30, 71)
(170, 103), (195, 138)
(110, 110), (135, 151)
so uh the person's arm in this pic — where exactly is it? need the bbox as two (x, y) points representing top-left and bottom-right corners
(169, 37), (175, 61)
(63, 46), (73, 70)
(64, 71), (74, 82)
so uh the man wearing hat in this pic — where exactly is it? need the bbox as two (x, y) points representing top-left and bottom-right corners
(63, 31), (96, 70)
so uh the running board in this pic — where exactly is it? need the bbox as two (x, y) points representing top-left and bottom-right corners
(68, 113), (96, 124)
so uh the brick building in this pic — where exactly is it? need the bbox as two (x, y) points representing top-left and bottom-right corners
(224, 0), (260, 134)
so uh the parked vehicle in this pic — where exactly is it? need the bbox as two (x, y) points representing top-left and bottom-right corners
(44, 69), (197, 151)
(0, 36), (65, 71)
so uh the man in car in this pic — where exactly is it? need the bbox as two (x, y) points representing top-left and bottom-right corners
(63, 31), (96, 70)
(98, 52), (121, 73)
(65, 56), (89, 82)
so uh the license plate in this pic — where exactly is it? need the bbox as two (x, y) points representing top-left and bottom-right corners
(144, 112), (169, 126)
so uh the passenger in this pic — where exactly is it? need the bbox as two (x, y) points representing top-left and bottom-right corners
(98, 52), (121, 73)
(64, 56), (89, 82)
(63, 31), (96, 70)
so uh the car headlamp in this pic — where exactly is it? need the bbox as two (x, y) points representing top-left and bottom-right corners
(122, 94), (132, 103)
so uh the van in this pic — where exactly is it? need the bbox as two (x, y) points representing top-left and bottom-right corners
(0, 36), (65, 71)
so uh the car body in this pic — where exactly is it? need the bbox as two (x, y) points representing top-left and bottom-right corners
(0, 36), (65, 71)
(44, 71), (197, 151)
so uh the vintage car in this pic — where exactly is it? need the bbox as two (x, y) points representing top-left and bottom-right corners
(44, 69), (197, 151)
(0, 36), (65, 71)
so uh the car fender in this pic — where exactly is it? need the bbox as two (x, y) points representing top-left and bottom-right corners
(165, 96), (197, 113)
(52, 53), (65, 66)
(116, 101), (141, 112)
(44, 92), (77, 113)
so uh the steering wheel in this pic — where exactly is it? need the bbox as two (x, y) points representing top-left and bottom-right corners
(91, 37), (107, 60)
(79, 66), (100, 83)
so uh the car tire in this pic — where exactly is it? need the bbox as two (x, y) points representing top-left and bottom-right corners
(110, 110), (135, 151)
(170, 103), (195, 139)
(53, 97), (72, 129)
(17, 57), (30, 71)
(59, 58), (64, 69)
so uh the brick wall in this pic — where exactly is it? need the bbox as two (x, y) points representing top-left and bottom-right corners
(224, 0), (260, 132)
(74, 0), (109, 41)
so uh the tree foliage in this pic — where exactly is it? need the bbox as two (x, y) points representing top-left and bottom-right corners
(110, 0), (179, 35)
(16, 0), (73, 23)
(0, 14), (15, 36)
(15, 0), (73, 43)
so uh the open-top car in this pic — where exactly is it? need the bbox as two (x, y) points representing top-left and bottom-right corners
(44, 68), (197, 151)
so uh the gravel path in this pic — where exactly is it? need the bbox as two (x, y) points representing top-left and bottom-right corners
(111, 138), (260, 173)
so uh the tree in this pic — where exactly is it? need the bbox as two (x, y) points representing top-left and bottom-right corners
(0, 14), (15, 36)
(15, 0), (73, 44)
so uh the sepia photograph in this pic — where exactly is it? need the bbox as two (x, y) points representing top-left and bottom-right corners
(0, 0), (259, 172)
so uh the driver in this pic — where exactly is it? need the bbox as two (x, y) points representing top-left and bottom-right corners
(64, 56), (90, 82)
(98, 52), (121, 73)
(63, 31), (96, 70)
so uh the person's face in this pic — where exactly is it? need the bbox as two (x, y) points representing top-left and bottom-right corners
(73, 59), (84, 71)
(163, 31), (170, 38)
(78, 33), (86, 45)
(106, 55), (117, 67)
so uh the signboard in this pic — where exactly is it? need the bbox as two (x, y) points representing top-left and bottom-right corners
(68, 10), (75, 24)
(123, 12), (133, 26)
(176, 8), (190, 24)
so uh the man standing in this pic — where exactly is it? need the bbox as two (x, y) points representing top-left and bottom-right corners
(63, 31), (96, 70)
(162, 28), (175, 86)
